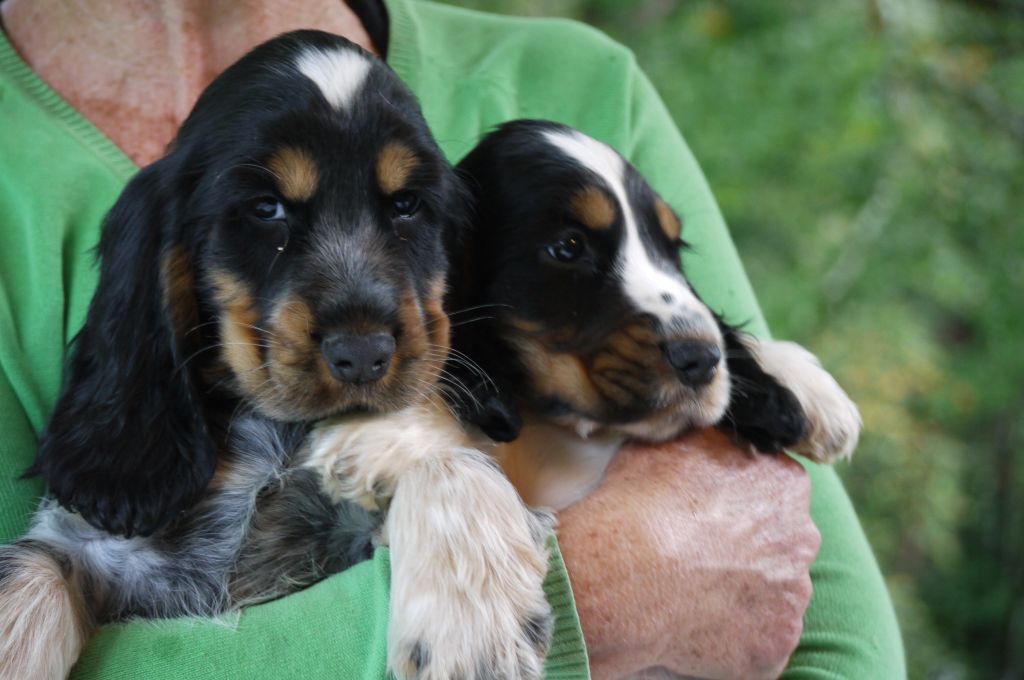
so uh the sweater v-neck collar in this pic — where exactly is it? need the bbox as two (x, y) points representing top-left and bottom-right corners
(0, 0), (417, 180)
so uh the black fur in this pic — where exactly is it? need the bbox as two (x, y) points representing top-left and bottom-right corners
(29, 31), (462, 537)
(720, 328), (807, 452)
(27, 155), (220, 538)
(451, 119), (809, 450)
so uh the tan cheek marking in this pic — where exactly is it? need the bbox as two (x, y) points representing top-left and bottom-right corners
(376, 142), (420, 195)
(655, 199), (681, 241)
(586, 317), (690, 410)
(504, 314), (575, 348)
(209, 271), (264, 384)
(379, 276), (448, 399)
(570, 186), (616, 231)
(505, 315), (544, 336)
(604, 324), (664, 369)
(511, 335), (601, 413)
(268, 147), (319, 202)
(267, 295), (343, 405)
(588, 331), (662, 408)
(393, 291), (429, 378)
(424, 274), (451, 353)
(588, 369), (645, 407)
(269, 296), (318, 369)
(161, 246), (199, 338)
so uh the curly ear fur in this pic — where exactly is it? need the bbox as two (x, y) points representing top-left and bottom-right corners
(441, 202), (524, 443)
(444, 363), (523, 443)
(27, 158), (218, 538)
(442, 314), (522, 443)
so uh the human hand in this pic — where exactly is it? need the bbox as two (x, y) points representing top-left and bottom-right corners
(556, 428), (819, 680)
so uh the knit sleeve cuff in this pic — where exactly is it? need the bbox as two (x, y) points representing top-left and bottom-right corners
(543, 534), (591, 679)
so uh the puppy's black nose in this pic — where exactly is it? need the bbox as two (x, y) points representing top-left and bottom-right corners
(321, 332), (396, 385)
(663, 340), (721, 388)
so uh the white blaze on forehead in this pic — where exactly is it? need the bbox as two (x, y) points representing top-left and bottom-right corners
(541, 129), (706, 326)
(296, 47), (372, 110)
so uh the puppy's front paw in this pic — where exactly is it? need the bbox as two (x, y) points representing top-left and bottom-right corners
(753, 340), (862, 463)
(304, 404), (465, 510)
(390, 599), (552, 680)
(387, 449), (553, 680)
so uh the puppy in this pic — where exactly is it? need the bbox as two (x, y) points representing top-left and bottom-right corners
(450, 120), (861, 508)
(1, 33), (550, 680)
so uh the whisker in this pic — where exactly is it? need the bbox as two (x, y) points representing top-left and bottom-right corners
(445, 303), (513, 317)
(428, 344), (497, 392)
(446, 317), (497, 329)
(176, 340), (281, 373)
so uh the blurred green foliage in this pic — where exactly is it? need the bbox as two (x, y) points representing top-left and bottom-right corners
(437, 1), (1023, 677)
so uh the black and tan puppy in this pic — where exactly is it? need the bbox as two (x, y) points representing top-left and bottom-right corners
(1, 34), (551, 680)
(450, 120), (861, 508)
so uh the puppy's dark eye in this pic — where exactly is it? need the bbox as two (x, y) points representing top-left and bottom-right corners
(248, 198), (286, 222)
(393, 192), (421, 219)
(547, 234), (586, 263)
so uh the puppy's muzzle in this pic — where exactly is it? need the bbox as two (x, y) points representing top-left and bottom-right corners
(321, 331), (396, 385)
(662, 339), (721, 388)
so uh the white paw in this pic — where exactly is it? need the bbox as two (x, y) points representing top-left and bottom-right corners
(304, 403), (465, 510)
(386, 448), (554, 680)
(754, 340), (862, 464)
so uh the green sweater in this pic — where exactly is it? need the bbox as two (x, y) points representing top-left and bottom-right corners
(0, 0), (905, 677)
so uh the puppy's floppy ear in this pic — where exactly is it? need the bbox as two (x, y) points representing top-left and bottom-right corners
(28, 156), (218, 537)
(720, 326), (861, 463)
(441, 259), (524, 442)
(445, 364), (523, 443)
(442, 170), (524, 442)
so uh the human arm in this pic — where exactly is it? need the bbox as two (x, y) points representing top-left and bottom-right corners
(558, 429), (818, 680)
(621, 61), (905, 679)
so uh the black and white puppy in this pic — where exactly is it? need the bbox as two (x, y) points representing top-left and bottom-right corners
(450, 120), (861, 508)
(0, 34), (550, 680)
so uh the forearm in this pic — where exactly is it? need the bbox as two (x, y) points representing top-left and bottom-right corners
(623, 58), (904, 677)
(558, 429), (818, 680)
(783, 463), (906, 678)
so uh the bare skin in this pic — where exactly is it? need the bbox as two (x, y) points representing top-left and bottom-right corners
(559, 429), (818, 679)
(1, 0), (376, 167)
(1, 2), (818, 677)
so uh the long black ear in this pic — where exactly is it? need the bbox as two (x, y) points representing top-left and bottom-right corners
(719, 326), (807, 454)
(441, 173), (523, 443)
(443, 338), (524, 443)
(28, 158), (217, 537)
(442, 289), (524, 443)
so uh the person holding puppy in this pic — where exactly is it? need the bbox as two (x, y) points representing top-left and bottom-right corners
(0, 0), (903, 677)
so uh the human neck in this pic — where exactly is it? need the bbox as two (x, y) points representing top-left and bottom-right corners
(1, 0), (377, 166)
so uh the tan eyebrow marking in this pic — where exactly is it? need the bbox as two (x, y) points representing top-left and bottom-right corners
(655, 198), (681, 241)
(570, 186), (616, 231)
(376, 142), (420, 195)
(267, 147), (319, 202)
